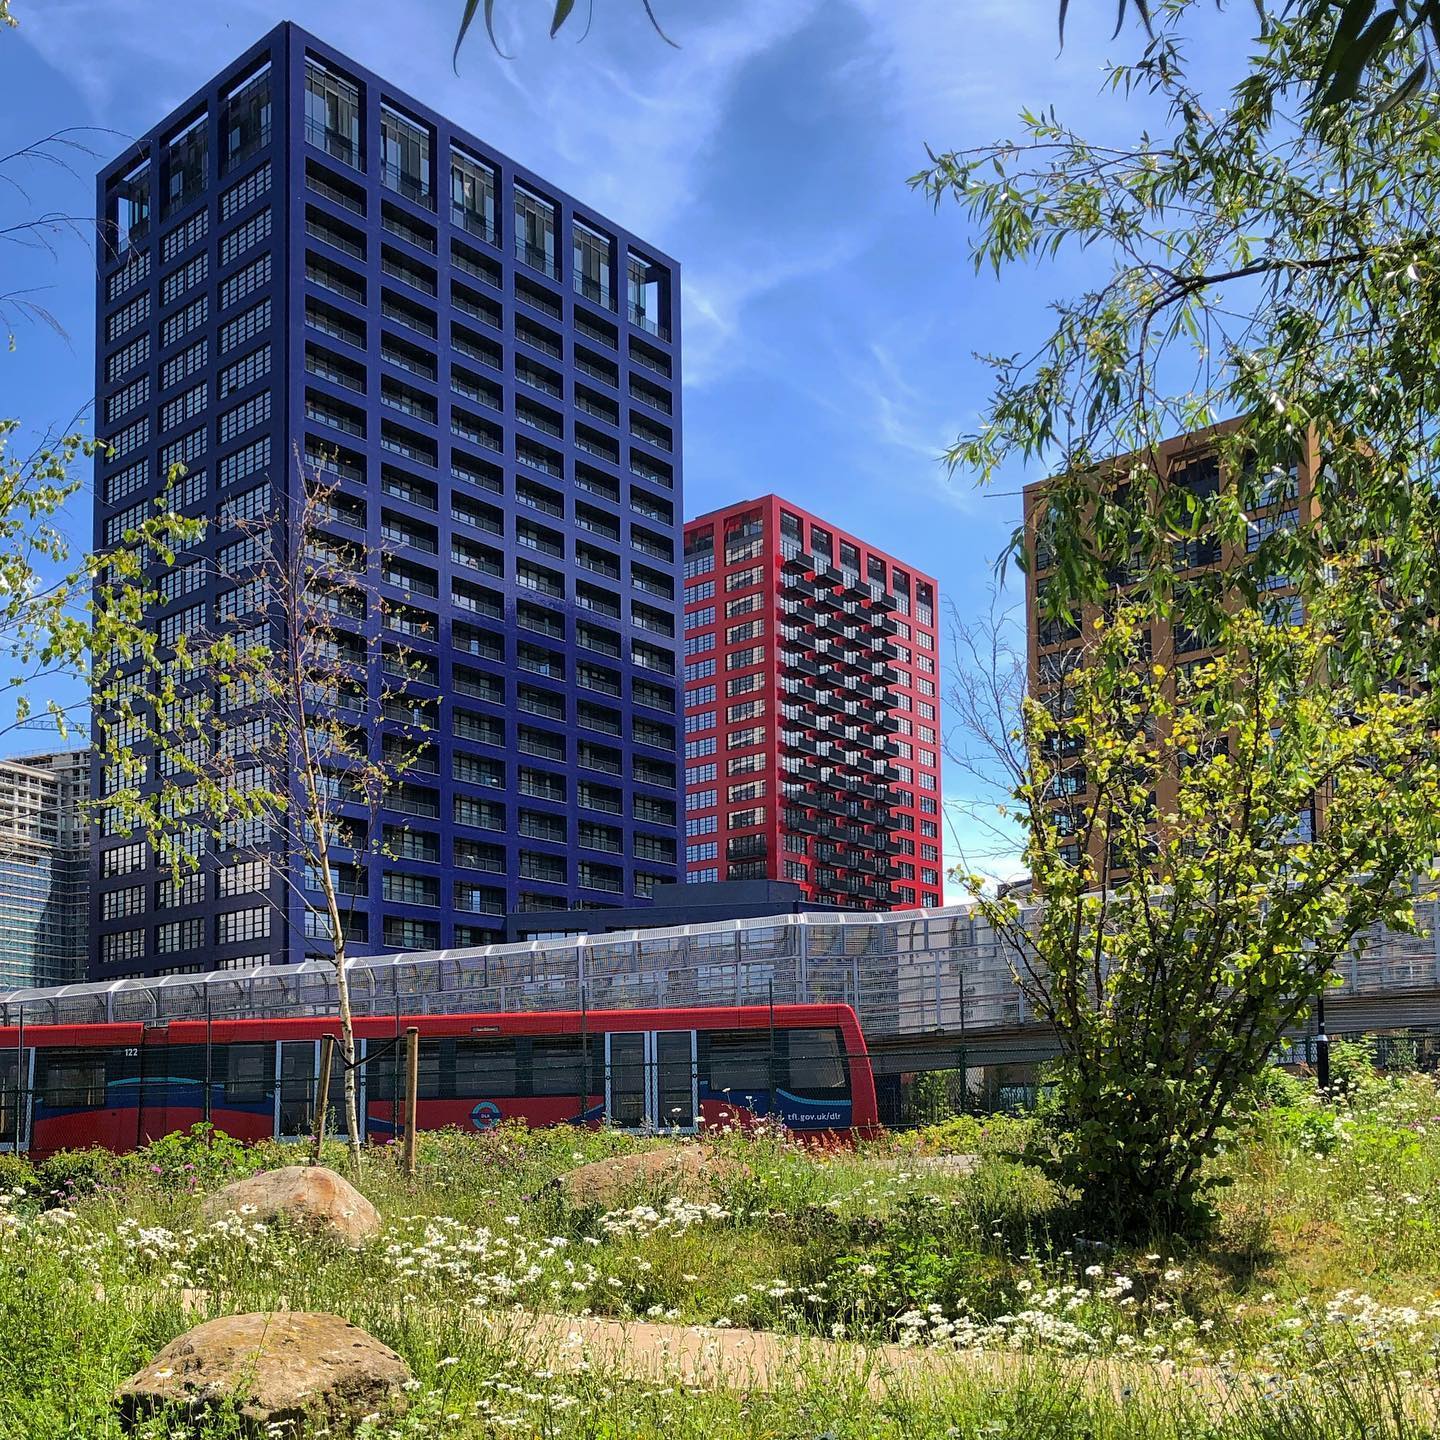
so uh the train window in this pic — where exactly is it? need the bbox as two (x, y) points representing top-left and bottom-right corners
(224, 1043), (274, 1103)
(37, 1049), (106, 1109)
(530, 1037), (583, 1096)
(368, 1039), (442, 1100)
(148, 1045), (208, 1087)
(453, 1038), (517, 1097)
(0, 1053), (17, 1142)
(706, 1032), (771, 1096)
(785, 1029), (848, 1096)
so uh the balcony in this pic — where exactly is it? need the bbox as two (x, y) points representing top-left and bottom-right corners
(452, 204), (498, 246)
(381, 163), (433, 209)
(305, 120), (359, 170)
(516, 237), (558, 279)
(627, 302), (669, 341)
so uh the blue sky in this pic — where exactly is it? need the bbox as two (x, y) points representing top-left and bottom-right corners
(0, 0), (1254, 890)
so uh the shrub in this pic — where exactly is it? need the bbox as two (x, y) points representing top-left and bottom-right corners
(0, 1152), (36, 1195)
(138, 1123), (265, 1192)
(904, 1070), (956, 1127)
(35, 1146), (131, 1201)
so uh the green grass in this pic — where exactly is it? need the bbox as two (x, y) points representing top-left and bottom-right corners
(4, 1070), (1440, 1435)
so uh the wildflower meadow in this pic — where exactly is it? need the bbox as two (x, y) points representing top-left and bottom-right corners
(4, 1052), (1440, 1436)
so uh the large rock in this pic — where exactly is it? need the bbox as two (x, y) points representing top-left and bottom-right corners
(201, 1166), (381, 1246)
(557, 1145), (738, 1208)
(115, 1311), (410, 1435)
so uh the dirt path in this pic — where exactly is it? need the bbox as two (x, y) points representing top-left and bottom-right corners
(479, 1310), (1212, 1404)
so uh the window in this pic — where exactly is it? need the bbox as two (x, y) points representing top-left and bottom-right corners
(157, 918), (205, 954)
(107, 334), (151, 383)
(161, 252), (208, 304)
(221, 254), (272, 310)
(455, 1036), (518, 1088)
(220, 437), (271, 488)
(305, 58), (361, 167)
(220, 161), (271, 222)
(787, 1029), (847, 1095)
(514, 186), (557, 277)
(218, 859), (268, 897)
(627, 249), (668, 338)
(454, 794), (504, 830)
(162, 112), (208, 216)
(216, 903), (271, 947)
(223, 63), (272, 170)
(101, 928), (146, 965)
(102, 842), (147, 878)
(221, 298), (271, 354)
(107, 292), (151, 344)
(573, 222), (613, 308)
(220, 208), (272, 266)
(102, 885), (146, 920)
(380, 103), (431, 205)
(384, 917), (439, 950)
(109, 158), (151, 250)
(218, 391), (271, 444)
(38, 1050), (106, 1109)
(106, 376), (150, 426)
(451, 145), (496, 242)
(383, 871), (439, 906)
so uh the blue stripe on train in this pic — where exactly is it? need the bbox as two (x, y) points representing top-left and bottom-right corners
(33, 1080), (275, 1122)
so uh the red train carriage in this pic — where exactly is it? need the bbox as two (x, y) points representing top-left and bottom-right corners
(0, 1004), (877, 1158)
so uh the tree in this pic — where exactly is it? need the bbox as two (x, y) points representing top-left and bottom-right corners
(1063, 0), (1440, 110)
(917, 1), (1440, 1227)
(95, 454), (429, 1173)
(952, 588), (1440, 1232)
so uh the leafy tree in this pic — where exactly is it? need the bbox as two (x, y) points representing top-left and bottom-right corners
(1063, 0), (1440, 108)
(95, 456), (429, 1172)
(958, 590), (1440, 1233)
(921, 0), (1440, 1233)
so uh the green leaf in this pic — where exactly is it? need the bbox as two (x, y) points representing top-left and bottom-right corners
(1320, 4), (1398, 107)
(454, 0), (508, 67)
(550, 0), (576, 37)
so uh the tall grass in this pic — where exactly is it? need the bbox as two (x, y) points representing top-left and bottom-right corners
(2, 1068), (1440, 1436)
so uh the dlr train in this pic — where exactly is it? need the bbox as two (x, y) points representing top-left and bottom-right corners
(0, 1003), (878, 1157)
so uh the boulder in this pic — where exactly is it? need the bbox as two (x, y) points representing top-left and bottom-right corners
(202, 1165), (381, 1246)
(557, 1145), (738, 1208)
(115, 1311), (410, 1435)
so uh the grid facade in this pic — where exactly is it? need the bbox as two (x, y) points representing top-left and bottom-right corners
(682, 497), (942, 911)
(91, 23), (683, 979)
(0, 751), (89, 989)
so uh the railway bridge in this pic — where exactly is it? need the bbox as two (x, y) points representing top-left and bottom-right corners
(6, 900), (1439, 1091)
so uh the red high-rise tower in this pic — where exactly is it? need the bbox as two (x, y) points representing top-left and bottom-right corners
(682, 497), (942, 910)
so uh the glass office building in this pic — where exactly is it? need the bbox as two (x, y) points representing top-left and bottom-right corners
(0, 750), (89, 988)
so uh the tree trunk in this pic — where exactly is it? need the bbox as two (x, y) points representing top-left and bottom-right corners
(334, 947), (363, 1175)
(321, 877), (363, 1175)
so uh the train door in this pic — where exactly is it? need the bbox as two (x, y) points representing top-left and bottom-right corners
(275, 1040), (363, 1142)
(603, 1030), (697, 1133)
(0, 1049), (29, 1153)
